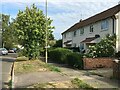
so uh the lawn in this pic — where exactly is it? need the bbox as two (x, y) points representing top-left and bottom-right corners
(15, 57), (61, 75)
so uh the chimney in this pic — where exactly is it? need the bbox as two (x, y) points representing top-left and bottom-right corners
(79, 19), (82, 22)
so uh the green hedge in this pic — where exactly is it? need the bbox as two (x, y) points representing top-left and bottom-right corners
(49, 48), (72, 64)
(66, 52), (83, 69)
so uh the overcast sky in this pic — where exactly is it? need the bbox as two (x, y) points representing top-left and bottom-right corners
(0, 0), (120, 39)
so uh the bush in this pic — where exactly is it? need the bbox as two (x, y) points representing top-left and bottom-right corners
(66, 52), (83, 69)
(49, 48), (72, 64)
(86, 34), (116, 58)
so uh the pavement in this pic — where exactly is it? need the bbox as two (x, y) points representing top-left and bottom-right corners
(14, 61), (120, 88)
(0, 53), (17, 89)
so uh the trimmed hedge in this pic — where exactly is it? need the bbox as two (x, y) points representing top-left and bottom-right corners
(66, 52), (83, 69)
(49, 48), (72, 64)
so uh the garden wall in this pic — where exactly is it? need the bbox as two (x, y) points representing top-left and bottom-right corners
(113, 60), (120, 80)
(83, 58), (113, 69)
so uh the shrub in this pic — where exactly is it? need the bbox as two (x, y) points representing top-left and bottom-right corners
(86, 34), (116, 58)
(49, 48), (72, 64)
(66, 52), (83, 69)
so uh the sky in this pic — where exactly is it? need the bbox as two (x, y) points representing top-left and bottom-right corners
(0, 0), (120, 40)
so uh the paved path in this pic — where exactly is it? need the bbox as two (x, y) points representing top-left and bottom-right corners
(52, 63), (120, 88)
(14, 62), (120, 88)
(0, 53), (17, 89)
(15, 72), (70, 88)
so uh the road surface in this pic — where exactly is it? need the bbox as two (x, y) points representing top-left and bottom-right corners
(0, 53), (17, 88)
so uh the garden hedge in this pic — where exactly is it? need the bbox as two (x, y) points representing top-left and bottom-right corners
(66, 52), (83, 69)
(49, 48), (72, 64)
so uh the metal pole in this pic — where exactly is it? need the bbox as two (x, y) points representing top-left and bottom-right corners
(45, 0), (48, 63)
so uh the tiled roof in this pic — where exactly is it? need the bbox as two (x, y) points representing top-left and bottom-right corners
(62, 4), (120, 35)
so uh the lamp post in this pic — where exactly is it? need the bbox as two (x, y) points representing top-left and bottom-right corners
(45, 0), (48, 63)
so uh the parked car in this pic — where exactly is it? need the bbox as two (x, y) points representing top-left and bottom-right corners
(12, 48), (17, 53)
(8, 49), (15, 53)
(0, 48), (8, 55)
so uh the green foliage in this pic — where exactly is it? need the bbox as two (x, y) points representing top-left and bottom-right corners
(49, 48), (72, 64)
(66, 52), (83, 69)
(71, 78), (94, 89)
(44, 64), (61, 72)
(13, 4), (54, 59)
(86, 34), (116, 58)
(1, 14), (17, 49)
(53, 39), (62, 47)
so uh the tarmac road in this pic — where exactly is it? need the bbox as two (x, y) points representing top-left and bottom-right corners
(0, 53), (17, 89)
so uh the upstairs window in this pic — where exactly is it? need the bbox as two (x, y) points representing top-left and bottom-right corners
(90, 25), (94, 32)
(101, 19), (109, 30)
(73, 31), (77, 37)
(80, 28), (84, 35)
(64, 33), (66, 39)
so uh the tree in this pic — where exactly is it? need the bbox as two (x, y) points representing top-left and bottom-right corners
(1, 14), (18, 49)
(53, 39), (62, 47)
(13, 4), (54, 59)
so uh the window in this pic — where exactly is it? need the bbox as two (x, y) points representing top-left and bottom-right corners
(90, 25), (94, 32)
(73, 31), (77, 37)
(64, 33), (66, 38)
(101, 19), (109, 30)
(73, 43), (76, 47)
(80, 43), (84, 50)
(80, 28), (84, 35)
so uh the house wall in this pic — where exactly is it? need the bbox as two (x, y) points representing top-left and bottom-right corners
(116, 11), (120, 52)
(62, 17), (114, 48)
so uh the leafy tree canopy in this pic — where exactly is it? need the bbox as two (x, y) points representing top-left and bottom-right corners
(13, 4), (54, 59)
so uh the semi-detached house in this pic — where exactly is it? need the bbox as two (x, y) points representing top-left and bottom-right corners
(62, 4), (120, 52)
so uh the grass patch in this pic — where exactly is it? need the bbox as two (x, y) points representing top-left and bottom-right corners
(8, 79), (12, 88)
(71, 78), (96, 89)
(16, 56), (28, 62)
(44, 64), (61, 72)
(15, 59), (61, 75)
(89, 71), (104, 77)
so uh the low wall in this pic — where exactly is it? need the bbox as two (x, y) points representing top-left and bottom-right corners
(83, 58), (113, 69)
(113, 60), (120, 80)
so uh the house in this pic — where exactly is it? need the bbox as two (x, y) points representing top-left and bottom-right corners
(0, 21), (2, 48)
(62, 4), (120, 52)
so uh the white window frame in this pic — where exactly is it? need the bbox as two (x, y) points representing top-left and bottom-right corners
(73, 31), (77, 37)
(64, 33), (66, 39)
(90, 25), (94, 33)
(80, 28), (84, 35)
(101, 19), (109, 30)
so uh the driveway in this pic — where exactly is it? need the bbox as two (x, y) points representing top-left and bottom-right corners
(0, 53), (17, 89)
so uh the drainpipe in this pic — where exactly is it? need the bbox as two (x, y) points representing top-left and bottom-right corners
(111, 16), (116, 34)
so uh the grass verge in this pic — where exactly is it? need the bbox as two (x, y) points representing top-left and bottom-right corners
(15, 57), (61, 74)
(71, 78), (96, 89)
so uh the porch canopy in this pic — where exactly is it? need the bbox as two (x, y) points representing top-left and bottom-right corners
(64, 40), (72, 45)
(81, 37), (99, 44)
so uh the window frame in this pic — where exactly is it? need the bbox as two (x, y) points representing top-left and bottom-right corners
(90, 25), (94, 33)
(101, 19), (109, 31)
(80, 28), (84, 35)
(73, 30), (77, 37)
